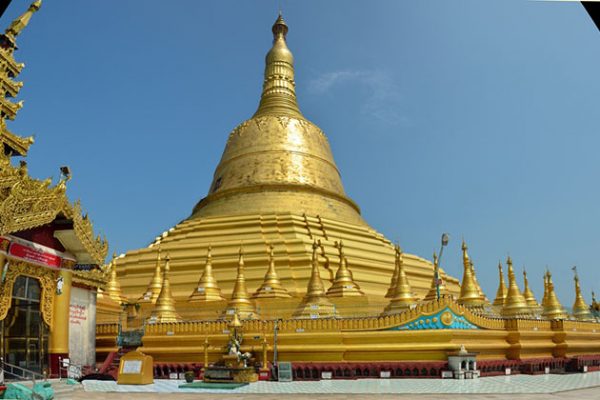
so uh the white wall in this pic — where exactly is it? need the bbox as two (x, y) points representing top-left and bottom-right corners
(69, 286), (97, 367)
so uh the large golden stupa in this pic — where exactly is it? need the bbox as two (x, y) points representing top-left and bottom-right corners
(111, 14), (460, 316)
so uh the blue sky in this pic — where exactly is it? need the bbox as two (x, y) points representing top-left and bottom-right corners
(3, 0), (599, 304)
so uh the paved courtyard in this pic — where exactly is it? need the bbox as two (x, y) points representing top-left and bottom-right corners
(51, 371), (600, 399)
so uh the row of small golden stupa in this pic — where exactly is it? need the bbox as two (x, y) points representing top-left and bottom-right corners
(103, 239), (596, 323)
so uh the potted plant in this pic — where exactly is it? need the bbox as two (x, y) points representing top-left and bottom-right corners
(184, 370), (195, 383)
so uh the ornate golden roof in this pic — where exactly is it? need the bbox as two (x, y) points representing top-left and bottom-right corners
(190, 14), (363, 225)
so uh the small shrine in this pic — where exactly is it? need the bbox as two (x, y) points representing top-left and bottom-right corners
(446, 345), (479, 379)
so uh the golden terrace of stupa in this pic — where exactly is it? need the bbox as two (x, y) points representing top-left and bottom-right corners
(96, 14), (600, 379)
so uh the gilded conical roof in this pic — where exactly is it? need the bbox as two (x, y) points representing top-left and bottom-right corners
(253, 243), (291, 299)
(138, 247), (163, 304)
(572, 267), (594, 321)
(383, 245), (417, 315)
(223, 247), (256, 319)
(458, 240), (486, 308)
(502, 256), (533, 317)
(150, 254), (181, 323)
(542, 270), (568, 320)
(294, 240), (336, 318)
(190, 14), (363, 225)
(326, 240), (364, 297)
(492, 262), (507, 307)
(189, 246), (225, 302)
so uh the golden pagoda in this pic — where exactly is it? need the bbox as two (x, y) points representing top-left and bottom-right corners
(105, 253), (126, 304)
(222, 247), (256, 319)
(138, 247), (163, 304)
(571, 267), (594, 321)
(189, 246), (225, 302)
(294, 241), (336, 318)
(521, 267), (540, 312)
(501, 256), (533, 317)
(382, 245), (417, 315)
(326, 241), (364, 297)
(541, 270), (568, 320)
(149, 254), (181, 323)
(253, 244), (291, 299)
(457, 240), (486, 308)
(385, 243), (401, 298)
(492, 261), (507, 307)
(110, 13), (460, 306)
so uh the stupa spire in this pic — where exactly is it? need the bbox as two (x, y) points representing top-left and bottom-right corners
(571, 266), (594, 321)
(385, 243), (401, 298)
(521, 267), (540, 311)
(294, 240), (335, 318)
(253, 13), (302, 119)
(253, 243), (291, 298)
(542, 269), (568, 320)
(5, 0), (41, 44)
(502, 256), (532, 317)
(105, 253), (126, 304)
(458, 240), (486, 308)
(150, 254), (181, 323)
(383, 245), (417, 315)
(223, 247), (256, 319)
(189, 245), (226, 302)
(326, 240), (364, 297)
(492, 261), (507, 307)
(138, 247), (163, 304)
(424, 251), (449, 301)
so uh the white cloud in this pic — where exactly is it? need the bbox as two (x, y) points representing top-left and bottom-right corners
(307, 69), (409, 126)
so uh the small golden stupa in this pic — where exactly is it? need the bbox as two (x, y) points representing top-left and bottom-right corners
(294, 241), (336, 318)
(223, 248), (257, 319)
(149, 254), (181, 323)
(326, 241), (364, 297)
(571, 267), (594, 322)
(541, 270), (568, 320)
(253, 244), (291, 299)
(521, 268), (540, 313)
(501, 256), (533, 317)
(382, 245), (417, 315)
(138, 247), (163, 304)
(492, 261), (507, 307)
(457, 240), (487, 308)
(105, 253), (126, 304)
(189, 246), (226, 302)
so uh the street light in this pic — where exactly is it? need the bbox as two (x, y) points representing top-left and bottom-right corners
(435, 233), (450, 300)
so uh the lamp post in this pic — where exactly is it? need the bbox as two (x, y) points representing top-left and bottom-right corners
(436, 233), (450, 300)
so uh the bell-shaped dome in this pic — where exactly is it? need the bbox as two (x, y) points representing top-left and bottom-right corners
(192, 14), (363, 225)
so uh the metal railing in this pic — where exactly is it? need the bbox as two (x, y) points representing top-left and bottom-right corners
(57, 356), (85, 380)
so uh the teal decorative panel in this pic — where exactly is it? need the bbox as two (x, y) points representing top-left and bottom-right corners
(386, 307), (479, 330)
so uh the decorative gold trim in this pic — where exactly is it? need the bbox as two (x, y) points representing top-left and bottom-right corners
(0, 260), (55, 329)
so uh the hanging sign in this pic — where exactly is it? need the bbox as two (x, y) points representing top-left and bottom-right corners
(0, 235), (76, 269)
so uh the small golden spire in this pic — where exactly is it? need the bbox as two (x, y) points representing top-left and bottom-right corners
(326, 240), (364, 297)
(150, 254), (181, 323)
(423, 251), (449, 301)
(223, 247), (256, 319)
(189, 246), (225, 302)
(293, 240), (335, 318)
(138, 247), (163, 304)
(502, 256), (532, 317)
(105, 253), (126, 304)
(470, 260), (488, 303)
(253, 13), (303, 119)
(385, 243), (401, 298)
(382, 245), (417, 315)
(492, 261), (507, 307)
(541, 269), (549, 308)
(571, 266), (594, 321)
(521, 267), (540, 311)
(458, 240), (486, 308)
(253, 243), (291, 299)
(5, 0), (41, 43)
(542, 269), (568, 320)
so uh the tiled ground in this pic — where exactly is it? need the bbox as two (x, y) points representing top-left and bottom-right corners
(80, 372), (600, 395)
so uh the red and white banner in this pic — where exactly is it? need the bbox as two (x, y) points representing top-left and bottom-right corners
(0, 235), (75, 269)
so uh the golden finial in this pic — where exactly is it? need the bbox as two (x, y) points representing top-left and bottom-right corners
(326, 240), (364, 297)
(229, 311), (243, 328)
(253, 243), (291, 298)
(105, 252), (126, 304)
(149, 253), (181, 323)
(190, 245), (226, 302)
(458, 240), (486, 308)
(293, 240), (335, 318)
(424, 251), (448, 301)
(253, 13), (302, 119)
(385, 243), (401, 298)
(502, 255), (532, 317)
(521, 267), (540, 313)
(138, 247), (163, 304)
(571, 266), (594, 321)
(492, 261), (507, 307)
(541, 269), (568, 320)
(223, 246), (256, 319)
(5, 1), (41, 44)
(382, 245), (417, 315)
